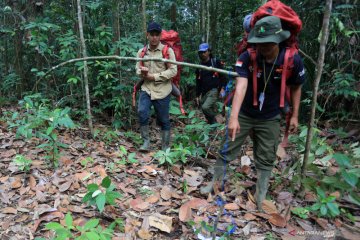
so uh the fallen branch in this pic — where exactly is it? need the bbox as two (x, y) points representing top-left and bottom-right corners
(35, 55), (240, 89)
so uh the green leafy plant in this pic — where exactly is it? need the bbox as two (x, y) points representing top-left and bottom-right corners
(154, 148), (181, 166)
(124, 131), (142, 145)
(139, 186), (153, 196)
(13, 155), (32, 172)
(44, 212), (121, 240)
(182, 179), (188, 194)
(310, 187), (340, 218)
(82, 176), (122, 213)
(291, 207), (309, 219)
(187, 220), (233, 240)
(9, 94), (75, 167)
(116, 145), (137, 165)
(81, 157), (95, 168)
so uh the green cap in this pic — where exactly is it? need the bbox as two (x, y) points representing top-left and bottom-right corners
(248, 16), (290, 44)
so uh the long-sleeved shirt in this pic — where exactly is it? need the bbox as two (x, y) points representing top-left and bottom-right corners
(195, 58), (226, 97)
(135, 43), (177, 100)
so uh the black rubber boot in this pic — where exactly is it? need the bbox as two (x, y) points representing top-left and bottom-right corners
(140, 126), (150, 151)
(200, 158), (225, 194)
(161, 130), (170, 151)
(254, 169), (271, 212)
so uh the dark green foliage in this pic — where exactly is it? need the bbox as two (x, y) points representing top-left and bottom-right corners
(82, 176), (122, 213)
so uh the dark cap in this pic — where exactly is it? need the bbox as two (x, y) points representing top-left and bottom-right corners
(147, 22), (162, 33)
(247, 16), (290, 44)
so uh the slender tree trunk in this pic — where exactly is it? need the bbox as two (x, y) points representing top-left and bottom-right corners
(209, 0), (218, 48)
(200, 0), (205, 40)
(112, 0), (121, 55)
(76, 0), (94, 134)
(170, 3), (176, 29)
(206, 0), (210, 43)
(301, 0), (332, 182)
(142, 0), (147, 42)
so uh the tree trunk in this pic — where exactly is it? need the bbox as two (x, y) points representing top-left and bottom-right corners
(76, 0), (94, 134)
(301, 0), (332, 182)
(170, 2), (176, 29)
(142, 0), (147, 42)
(200, 0), (206, 41)
(208, 0), (218, 48)
(206, 0), (210, 43)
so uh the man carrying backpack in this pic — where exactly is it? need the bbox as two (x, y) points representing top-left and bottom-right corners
(200, 16), (305, 211)
(135, 22), (177, 151)
(196, 43), (227, 124)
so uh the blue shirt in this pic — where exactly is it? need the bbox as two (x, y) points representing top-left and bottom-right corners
(236, 48), (305, 119)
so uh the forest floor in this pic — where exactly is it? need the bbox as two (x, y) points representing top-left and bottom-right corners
(0, 106), (359, 240)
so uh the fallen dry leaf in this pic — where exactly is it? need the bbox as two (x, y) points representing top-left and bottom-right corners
(130, 197), (150, 212)
(29, 175), (37, 189)
(2, 207), (17, 214)
(68, 205), (84, 213)
(183, 174), (203, 187)
(262, 200), (277, 214)
(32, 211), (64, 233)
(74, 171), (91, 181)
(171, 165), (182, 175)
(160, 186), (172, 200)
(0, 176), (9, 183)
(276, 144), (287, 159)
(269, 213), (286, 228)
(1, 149), (16, 158)
(58, 181), (72, 192)
(179, 203), (192, 222)
(145, 194), (159, 204)
(138, 228), (153, 239)
(11, 177), (22, 189)
(92, 165), (107, 178)
(244, 213), (257, 221)
(277, 191), (293, 205)
(224, 203), (239, 211)
(149, 213), (172, 233)
(313, 217), (328, 230)
(186, 198), (208, 209)
(0, 191), (10, 204)
(15, 215), (28, 223)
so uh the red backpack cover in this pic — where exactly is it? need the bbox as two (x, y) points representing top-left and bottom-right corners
(251, 0), (302, 49)
(160, 30), (183, 87)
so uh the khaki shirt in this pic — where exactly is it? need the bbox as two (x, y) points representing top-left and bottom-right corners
(136, 43), (177, 100)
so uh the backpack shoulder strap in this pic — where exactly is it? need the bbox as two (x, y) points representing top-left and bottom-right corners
(162, 44), (170, 59)
(247, 48), (258, 106)
(139, 45), (147, 67)
(280, 48), (297, 107)
(161, 44), (171, 70)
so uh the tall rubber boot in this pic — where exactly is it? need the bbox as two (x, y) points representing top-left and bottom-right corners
(254, 169), (271, 212)
(200, 158), (225, 194)
(140, 126), (150, 151)
(161, 130), (170, 151)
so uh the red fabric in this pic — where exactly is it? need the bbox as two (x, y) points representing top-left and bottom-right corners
(161, 30), (183, 86)
(251, 0), (302, 49)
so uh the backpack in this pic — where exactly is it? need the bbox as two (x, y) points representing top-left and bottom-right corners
(232, 0), (302, 147)
(132, 30), (185, 115)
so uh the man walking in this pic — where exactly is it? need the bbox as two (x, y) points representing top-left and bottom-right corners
(196, 43), (227, 124)
(136, 22), (177, 151)
(200, 16), (305, 211)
